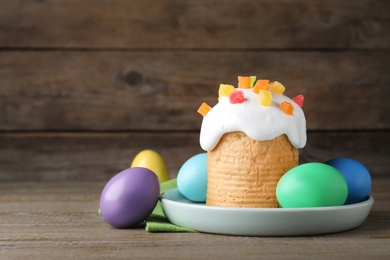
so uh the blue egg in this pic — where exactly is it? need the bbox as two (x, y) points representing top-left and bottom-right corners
(177, 153), (208, 202)
(325, 158), (372, 204)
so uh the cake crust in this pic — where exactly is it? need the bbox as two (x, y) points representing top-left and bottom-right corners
(206, 132), (299, 208)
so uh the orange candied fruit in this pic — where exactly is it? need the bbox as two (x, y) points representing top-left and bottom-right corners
(237, 76), (251, 89)
(280, 101), (294, 115)
(259, 89), (272, 106)
(197, 102), (212, 117)
(218, 84), (236, 100)
(269, 81), (285, 94)
(253, 79), (270, 94)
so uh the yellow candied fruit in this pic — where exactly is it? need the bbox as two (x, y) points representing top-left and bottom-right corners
(259, 89), (272, 106)
(269, 81), (285, 94)
(280, 101), (294, 115)
(253, 79), (270, 94)
(218, 84), (236, 100)
(238, 76), (251, 89)
(197, 102), (212, 117)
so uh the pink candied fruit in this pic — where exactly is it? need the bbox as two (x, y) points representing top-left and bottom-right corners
(292, 94), (304, 107)
(229, 90), (245, 104)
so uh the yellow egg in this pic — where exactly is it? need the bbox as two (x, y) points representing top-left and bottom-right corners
(130, 150), (169, 182)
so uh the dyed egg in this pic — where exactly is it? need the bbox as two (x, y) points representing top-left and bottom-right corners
(177, 153), (208, 202)
(276, 163), (348, 208)
(131, 150), (169, 182)
(325, 158), (371, 204)
(100, 167), (160, 228)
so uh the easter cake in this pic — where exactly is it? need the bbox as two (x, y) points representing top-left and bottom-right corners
(198, 76), (306, 208)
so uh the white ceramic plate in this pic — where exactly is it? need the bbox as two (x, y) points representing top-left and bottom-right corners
(161, 188), (374, 236)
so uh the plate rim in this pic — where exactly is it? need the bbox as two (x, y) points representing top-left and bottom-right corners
(161, 188), (374, 212)
(161, 188), (374, 236)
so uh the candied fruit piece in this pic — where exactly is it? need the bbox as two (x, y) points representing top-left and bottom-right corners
(269, 81), (285, 94)
(197, 102), (212, 116)
(238, 76), (251, 89)
(259, 89), (272, 106)
(229, 90), (245, 104)
(250, 76), (257, 88)
(253, 79), (270, 94)
(280, 101), (294, 115)
(218, 84), (236, 100)
(292, 94), (304, 107)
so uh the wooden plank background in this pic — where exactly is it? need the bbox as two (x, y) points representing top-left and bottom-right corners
(0, 0), (389, 181)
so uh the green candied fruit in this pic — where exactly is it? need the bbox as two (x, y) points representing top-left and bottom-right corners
(250, 76), (257, 88)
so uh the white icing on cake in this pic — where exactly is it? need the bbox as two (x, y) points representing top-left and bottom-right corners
(199, 89), (307, 151)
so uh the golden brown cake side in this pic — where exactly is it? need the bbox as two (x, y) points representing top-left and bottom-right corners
(206, 132), (298, 208)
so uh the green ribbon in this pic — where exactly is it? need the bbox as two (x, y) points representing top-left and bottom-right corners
(145, 179), (195, 233)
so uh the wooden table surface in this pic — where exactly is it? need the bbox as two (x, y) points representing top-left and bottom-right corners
(0, 177), (389, 259)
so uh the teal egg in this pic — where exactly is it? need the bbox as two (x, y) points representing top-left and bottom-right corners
(276, 163), (348, 208)
(177, 153), (208, 202)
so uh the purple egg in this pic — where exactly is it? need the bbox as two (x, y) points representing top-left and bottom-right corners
(100, 167), (160, 228)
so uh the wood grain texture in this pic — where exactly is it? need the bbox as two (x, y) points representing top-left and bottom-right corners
(1, 50), (389, 131)
(0, 131), (388, 181)
(0, 178), (389, 259)
(0, 132), (203, 182)
(0, 0), (388, 49)
(0, 0), (388, 184)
